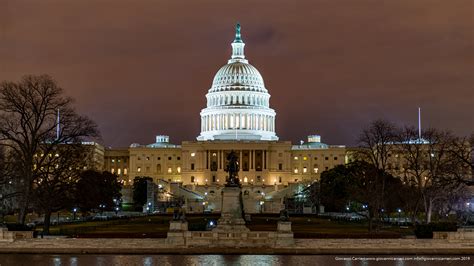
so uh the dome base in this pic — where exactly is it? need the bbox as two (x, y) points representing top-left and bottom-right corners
(197, 130), (278, 141)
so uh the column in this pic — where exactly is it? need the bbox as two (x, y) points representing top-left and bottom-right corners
(220, 114), (223, 130)
(239, 150), (243, 175)
(210, 115), (213, 130)
(220, 150), (224, 169)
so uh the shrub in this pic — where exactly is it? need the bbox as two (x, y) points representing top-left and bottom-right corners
(415, 222), (457, 239)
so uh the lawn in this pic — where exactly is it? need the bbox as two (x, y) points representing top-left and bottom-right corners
(43, 214), (414, 238)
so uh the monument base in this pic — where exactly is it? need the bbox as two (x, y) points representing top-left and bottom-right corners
(166, 220), (188, 246)
(165, 186), (294, 247)
(276, 221), (295, 246)
(213, 186), (249, 233)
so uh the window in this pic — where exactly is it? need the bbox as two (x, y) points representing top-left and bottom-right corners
(111, 159), (115, 163)
(257, 176), (261, 182)
(157, 157), (161, 160)
(111, 168), (115, 174)
(191, 152), (196, 157)
(303, 156), (308, 161)
(157, 164), (161, 173)
(334, 157), (338, 161)
(314, 167), (319, 173)
(168, 157), (172, 160)
(278, 163), (283, 171)
(124, 168), (128, 175)
(244, 177), (248, 183)
(177, 157), (181, 160)
(137, 157), (141, 161)
(294, 156), (298, 160)
(117, 169), (121, 175)
(177, 167), (181, 173)
(325, 157), (329, 160)
(167, 167), (172, 173)
(212, 176), (216, 182)
(191, 163), (195, 170)
(325, 166), (329, 170)
(294, 168), (298, 174)
(137, 167), (141, 173)
(279, 176), (282, 183)
(303, 167), (307, 173)
(191, 176), (195, 183)
(146, 157), (150, 161)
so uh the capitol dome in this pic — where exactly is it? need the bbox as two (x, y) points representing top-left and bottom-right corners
(197, 24), (278, 141)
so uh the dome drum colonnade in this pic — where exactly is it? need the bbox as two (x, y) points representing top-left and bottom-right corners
(197, 24), (278, 141)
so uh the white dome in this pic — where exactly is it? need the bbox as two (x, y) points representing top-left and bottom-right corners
(210, 62), (266, 93)
(197, 24), (278, 141)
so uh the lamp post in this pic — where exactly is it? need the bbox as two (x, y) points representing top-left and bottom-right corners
(72, 208), (77, 221)
(397, 208), (402, 227)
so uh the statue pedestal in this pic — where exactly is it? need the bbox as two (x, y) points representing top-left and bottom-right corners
(213, 186), (249, 232)
(276, 221), (294, 246)
(277, 221), (292, 232)
(166, 220), (188, 246)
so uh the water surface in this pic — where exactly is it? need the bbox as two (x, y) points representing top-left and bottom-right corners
(0, 254), (471, 266)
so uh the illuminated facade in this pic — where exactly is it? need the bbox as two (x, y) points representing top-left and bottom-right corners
(104, 24), (346, 213)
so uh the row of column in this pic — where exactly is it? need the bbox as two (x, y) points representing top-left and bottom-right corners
(206, 150), (269, 171)
(201, 113), (274, 132)
(208, 94), (267, 107)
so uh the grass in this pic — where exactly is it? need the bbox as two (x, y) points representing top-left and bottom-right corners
(40, 214), (414, 238)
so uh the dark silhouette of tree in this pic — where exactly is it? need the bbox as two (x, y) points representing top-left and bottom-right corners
(74, 170), (122, 215)
(321, 161), (404, 232)
(356, 119), (398, 230)
(0, 75), (99, 224)
(133, 176), (153, 211)
(320, 165), (351, 212)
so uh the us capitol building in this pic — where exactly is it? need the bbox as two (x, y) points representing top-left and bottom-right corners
(104, 24), (346, 213)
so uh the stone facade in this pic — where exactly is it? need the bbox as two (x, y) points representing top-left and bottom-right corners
(104, 136), (346, 213)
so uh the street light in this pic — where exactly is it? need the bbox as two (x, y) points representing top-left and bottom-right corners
(397, 208), (402, 226)
(73, 208), (77, 221)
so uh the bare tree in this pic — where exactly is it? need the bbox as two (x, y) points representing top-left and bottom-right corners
(0, 75), (99, 224)
(31, 144), (87, 234)
(356, 119), (398, 230)
(448, 133), (474, 185)
(397, 127), (467, 223)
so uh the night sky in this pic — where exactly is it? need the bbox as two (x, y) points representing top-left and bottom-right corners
(1, 0), (472, 147)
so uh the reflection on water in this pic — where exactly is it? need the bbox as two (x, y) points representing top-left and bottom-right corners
(0, 254), (471, 266)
